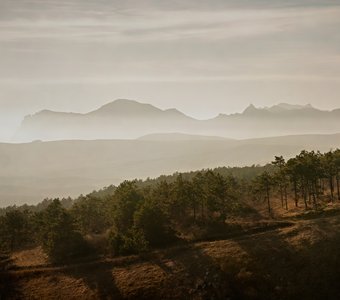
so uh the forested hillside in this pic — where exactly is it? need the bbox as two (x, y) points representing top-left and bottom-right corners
(0, 150), (340, 299)
(1, 149), (340, 299)
(1, 149), (340, 259)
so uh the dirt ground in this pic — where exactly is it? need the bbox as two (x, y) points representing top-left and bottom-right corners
(2, 203), (340, 300)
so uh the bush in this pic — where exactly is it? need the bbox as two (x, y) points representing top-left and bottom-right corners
(134, 202), (175, 247)
(0, 210), (32, 251)
(108, 229), (149, 256)
(38, 199), (90, 264)
(44, 228), (89, 264)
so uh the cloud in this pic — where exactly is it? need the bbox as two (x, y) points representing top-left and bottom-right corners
(0, 5), (339, 43)
(0, 0), (340, 141)
(1, 74), (340, 87)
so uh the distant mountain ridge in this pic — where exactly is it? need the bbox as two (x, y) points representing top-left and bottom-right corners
(88, 99), (189, 119)
(27, 99), (190, 119)
(266, 103), (313, 112)
(227, 103), (323, 117)
(14, 99), (340, 141)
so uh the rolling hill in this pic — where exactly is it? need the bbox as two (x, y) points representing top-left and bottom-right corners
(1, 132), (340, 206)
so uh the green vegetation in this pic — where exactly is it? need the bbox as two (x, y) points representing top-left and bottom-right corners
(35, 200), (90, 263)
(1, 149), (340, 263)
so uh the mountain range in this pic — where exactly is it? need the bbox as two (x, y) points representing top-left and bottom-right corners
(4, 99), (340, 206)
(14, 99), (340, 141)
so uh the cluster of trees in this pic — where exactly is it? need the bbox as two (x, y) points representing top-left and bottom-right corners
(1, 150), (339, 263)
(0, 197), (73, 217)
(0, 172), (242, 260)
(0, 200), (88, 263)
(253, 150), (340, 213)
(74, 172), (242, 255)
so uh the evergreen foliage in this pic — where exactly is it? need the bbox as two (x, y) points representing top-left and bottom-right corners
(1, 149), (340, 260)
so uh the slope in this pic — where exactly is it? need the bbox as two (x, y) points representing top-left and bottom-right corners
(1, 133), (340, 206)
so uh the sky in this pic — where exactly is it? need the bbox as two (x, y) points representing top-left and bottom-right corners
(0, 0), (340, 141)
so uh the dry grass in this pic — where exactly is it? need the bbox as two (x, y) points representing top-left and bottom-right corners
(11, 247), (48, 268)
(2, 204), (340, 299)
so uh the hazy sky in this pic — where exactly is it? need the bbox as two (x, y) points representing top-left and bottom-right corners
(1, 0), (340, 141)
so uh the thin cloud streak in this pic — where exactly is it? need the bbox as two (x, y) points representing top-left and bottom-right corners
(0, 6), (339, 42)
(1, 75), (340, 86)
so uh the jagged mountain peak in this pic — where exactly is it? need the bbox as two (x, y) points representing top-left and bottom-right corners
(14, 100), (340, 142)
(242, 104), (272, 116)
(241, 103), (317, 114)
(243, 104), (257, 113)
(269, 103), (315, 112)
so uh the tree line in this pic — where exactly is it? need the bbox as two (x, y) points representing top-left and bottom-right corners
(254, 149), (340, 213)
(1, 149), (339, 263)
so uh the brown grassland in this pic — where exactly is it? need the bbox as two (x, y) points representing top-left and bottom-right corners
(1, 200), (340, 300)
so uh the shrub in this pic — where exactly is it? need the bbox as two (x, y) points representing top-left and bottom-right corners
(38, 199), (90, 264)
(108, 229), (149, 256)
(133, 202), (175, 247)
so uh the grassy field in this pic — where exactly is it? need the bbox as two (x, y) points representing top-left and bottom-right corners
(1, 203), (340, 300)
